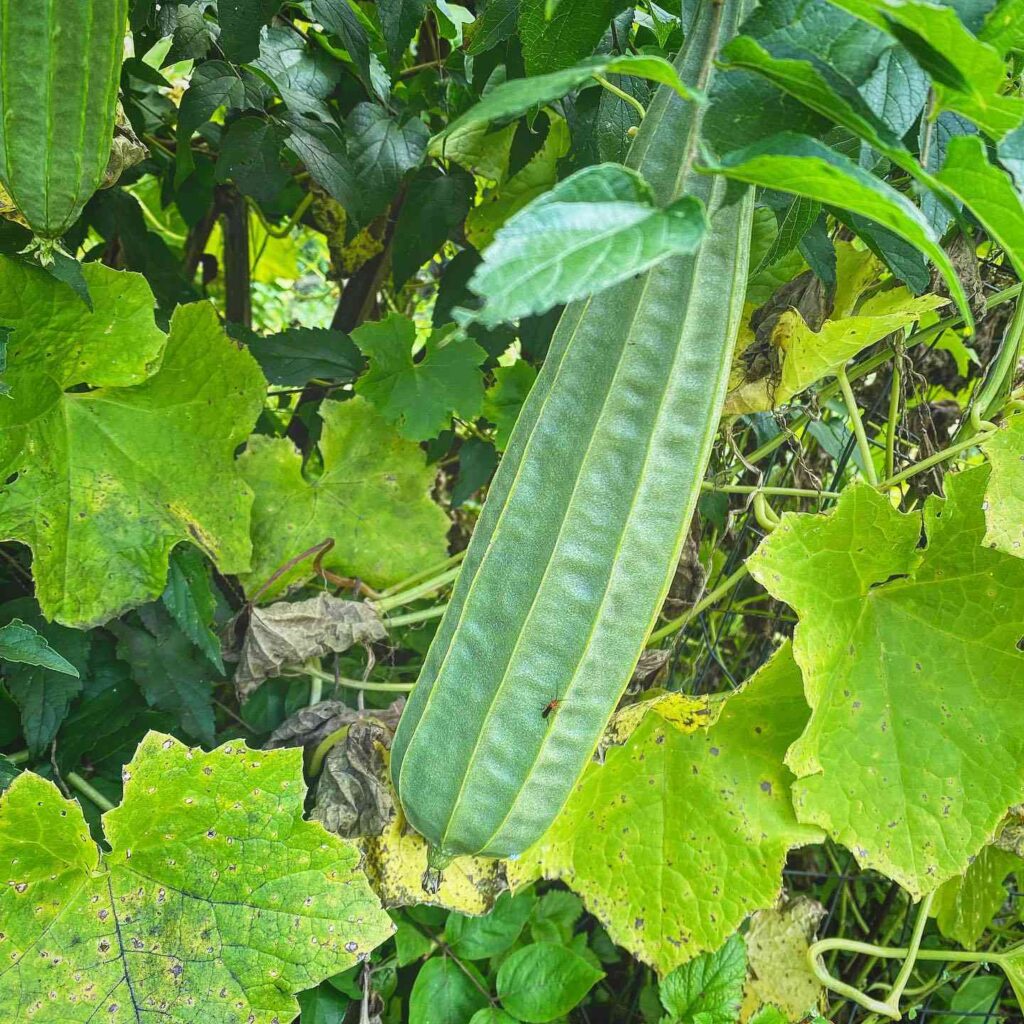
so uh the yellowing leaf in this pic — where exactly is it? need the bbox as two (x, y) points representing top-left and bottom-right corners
(983, 409), (1024, 557)
(932, 845), (1021, 949)
(513, 644), (822, 975)
(725, 244), (946, 414)
(239, 398), (450, 598)
(741, 898), (826, 1022)
(0, 259), (264, 627)
(358, 811), (507, 915)
(465, 116), (571, 249)
(0, 732), (392, 1024)
(748, 468), (1024, 897)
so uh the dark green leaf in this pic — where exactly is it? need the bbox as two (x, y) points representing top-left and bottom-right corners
(253, 25), (343, 120)
(0, 600), (90, 754)
(162, 545), (224, 672)
(377, 0), (429, 67)
(921, 111), (978, 235)
(344, 104), (429, 228)
(233, 324), (364, 385)
(409, 957), (490, 1024)
(753, 195), (821, 275)
(215, 116), (290, 204)
(798, 213), (838, 285)
(496, 942), (604, 1023)
(440, 54), (700, 143)
(860, 46), (929, 138)
(0, 755), (19, 793)
(393, 167), (476, 288)
(446, 889), (537, 959)
(467, 163), (706, 326)
(530, 889), (584, 945)
(467, 0), (519, 54)
(518, 0), (627, 75)
(0, 619), (79, 675)
(836, 211), (930, 293)
(703, 132), (971, 325)
(297, 982), (351, 1024)
(218, 0), (282, 63)
(451, 437), (499, 507)
(310, 0), (377, 97)
(826, 0), (1024, 138)
(353, 314), (487, 440)
(659, 935), (747, 1024)
(178, 61), (262, 142)
(165, 0), (219, 62)
(110, 605), (220, 746)
(394, 916), (434, 966)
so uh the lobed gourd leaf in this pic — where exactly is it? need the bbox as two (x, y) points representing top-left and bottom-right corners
(748, 468), (1024, 897)
(513, 646), (822, 975)
(239, 398), (450, 598)
(0, 259), (264, 627)
(982, 409), (1024, 557)
(0, 731), (392, 1023)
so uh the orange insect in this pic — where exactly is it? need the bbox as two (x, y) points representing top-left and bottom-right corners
(541, 697), (562, 719)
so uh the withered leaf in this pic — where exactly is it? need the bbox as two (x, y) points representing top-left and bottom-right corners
(267, 698), (405, 754)
(313, 719), (396, 839)
(234, 592), (386, 700)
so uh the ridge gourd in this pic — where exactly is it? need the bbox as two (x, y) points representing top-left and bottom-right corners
(392, 0), (754, 884)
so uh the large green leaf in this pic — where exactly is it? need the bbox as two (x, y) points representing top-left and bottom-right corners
(353, 314), (487, 440)
(0, 731), (392, 1023)
(0, 260), (265, 627)
(239, 398), (450, 598)
(823, 0), (1024, 138)
(438, 54), (701, 144)
(748, 468), (1024, 897)
(467, 164), (706, 326)
(408, 957), (489, 1024)
(516, 645), (822, 974)
(703, 132), (971, 327)
(935, 134), (1024, 280)
(982, 409), (1024, 557)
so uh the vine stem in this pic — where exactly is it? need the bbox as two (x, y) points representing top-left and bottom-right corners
(384, 604), (447, 628)
(376, 550), (465, 599)
(305, 665), (415, 693)
(701, 482), (840, 498)
(885, 361), (901, 481)
(836, 364), (879, 485)
(877, 426), (997, 489)
(373, 565), (462, 613)
(593, 73), (647, 120)
(66, 771), (115, 813)
(646, 563), (749, 645)
(808, 894), (1023, 1022)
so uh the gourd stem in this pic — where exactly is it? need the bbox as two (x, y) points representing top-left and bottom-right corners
(384, 604), (448, 628)
(376, 550), (465, 599)
(701, 482), (840, 498)
(837, 364), (879, 485)
(592, 74), (647, 121)
(647, 563), (749, 645)
(878, 427), (997, 489)
(373, 566), (461, 613)
(305, 665), (415, 693)
(885, 361), (901, 481)
(968, 292), (1024, 432)
(66, 771), (115, 813)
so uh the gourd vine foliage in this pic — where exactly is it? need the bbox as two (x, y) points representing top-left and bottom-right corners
(0, 0), (1020, 1022)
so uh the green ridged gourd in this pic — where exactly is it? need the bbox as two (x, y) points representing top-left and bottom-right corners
(392, 0), (754, 882)
(0, 0), (128, 243)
